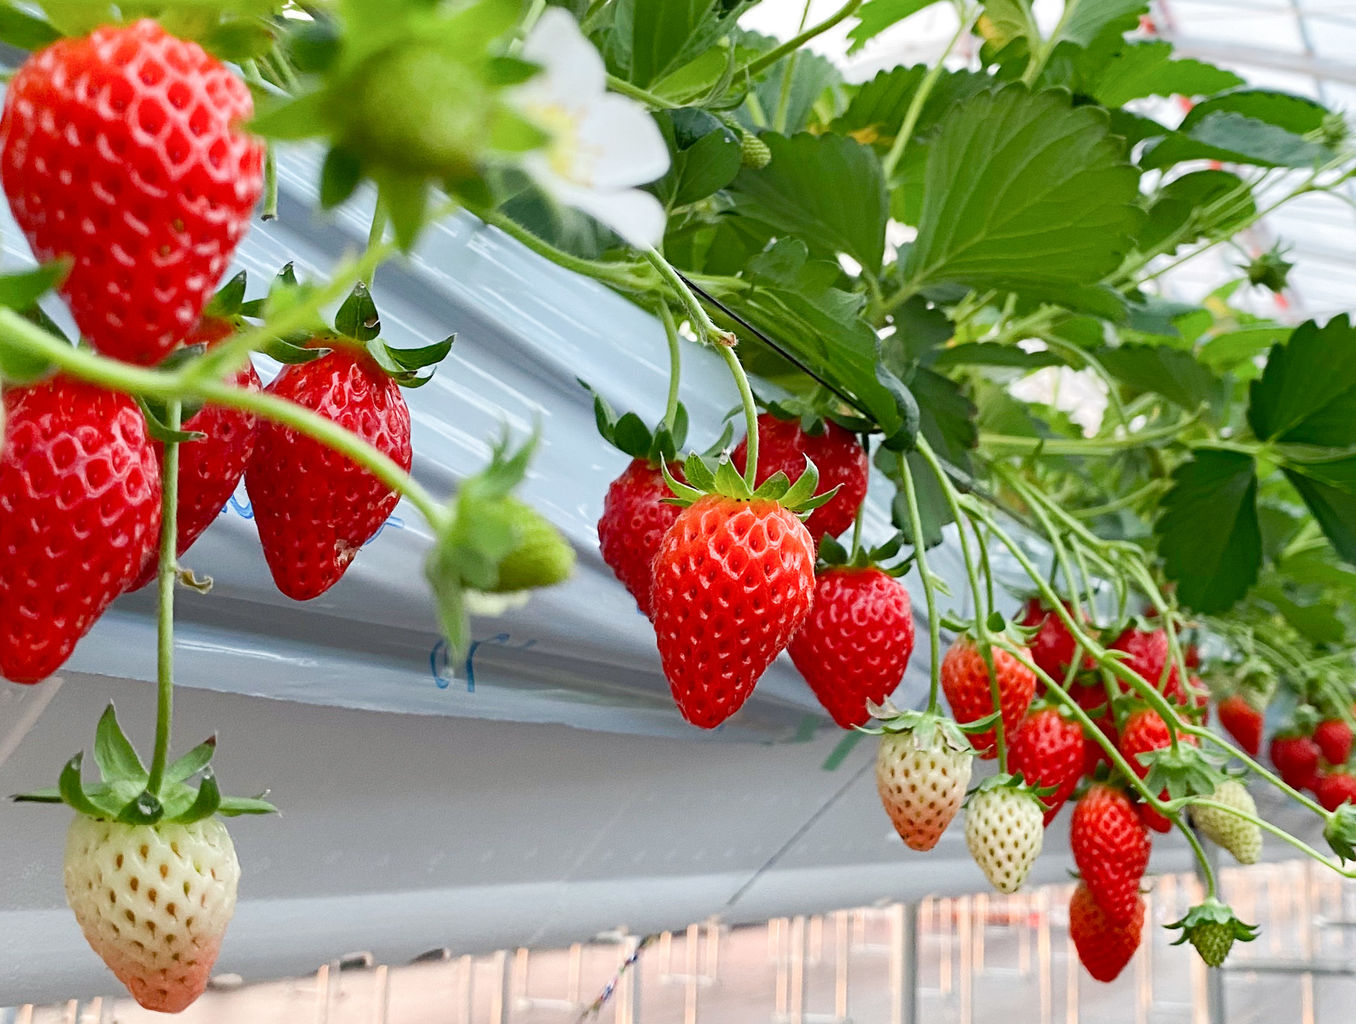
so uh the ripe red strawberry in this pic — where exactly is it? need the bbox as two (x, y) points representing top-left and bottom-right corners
(1270, 733), (1321, 792)
(789, 567), (915, 728)
(651, 494), (816, 728)
(0, 21), (264, 365)
(1315, 718), (1353, 766)
(597, 458), (682, 619)
(1, 377), (161, 683)
(65, 815), (239, 1012)
(1110, 626), (1180, 697)
(1218, 695), (1263, 757)
(731, 413), (866, 542)
(1018, 597), (1092, 682)
(941, 637), (1036, 759)
(245, 347), (411, 601)
(1119, 707), (1195, 833)
(1070, 783), (1151, 925)
(1315, 770), (1356, 811)
(1008, 707), (1085, 824)
(1073, 680), (1116, 775)
(132, 319), (260, 590)
(1069, 881), (1143, 983)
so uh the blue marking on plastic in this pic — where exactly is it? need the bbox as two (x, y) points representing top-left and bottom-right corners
(227, 495), (254, 520)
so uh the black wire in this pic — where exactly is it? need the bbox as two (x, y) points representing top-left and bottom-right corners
(674, 270), (871, 418)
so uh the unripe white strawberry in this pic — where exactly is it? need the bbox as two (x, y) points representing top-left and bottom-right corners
(64, 815), (240, 1013)
(1191, 780), (1262, 865)
(876, 728), (973, 851)
(965, 784), (1044, 893)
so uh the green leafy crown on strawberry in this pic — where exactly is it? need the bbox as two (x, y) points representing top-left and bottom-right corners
(12, 705), (275, 825)
(1166, 899), (1258, 968)
(661, 450), (838, 516)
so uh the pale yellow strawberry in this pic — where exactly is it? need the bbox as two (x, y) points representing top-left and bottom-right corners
(876, 729), (973, 851)
(965, 786), (1044, 893)
(1191, 780), (1263, 865)
(64, 815), (240, 1013)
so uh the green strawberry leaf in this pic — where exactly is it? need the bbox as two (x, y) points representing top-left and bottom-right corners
(901, 85), (1142, 302)
(1140, 743), (1225, 799)
(1248, 317), (1356, 447)
(9, 787), (63, 804)
(1096, 345), (1227, 419)
(847, 0), (944, 54)
(136, 398), (208, 445)
(1077, 40), (1244, 107)
(727, 132), (888, 274)
(1155, 449), (1261, 614)
(93, 705), (147, 785)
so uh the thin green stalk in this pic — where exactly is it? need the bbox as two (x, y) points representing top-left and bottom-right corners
(1008, 472), (1085, 622)
(916, 438), (1006, 767)
(364, 202), (388, 288)
(1038, 332), (1130, 432)
(1178, 815), (1218, 898)
(773, 0), (814, 132)
(146, 401), (182, 796)
(980, 416), (1196, 456)
(261, 144), (278, 222)
(897, 452), (943, 714)
(849, 447), (868, 559)
(881, 8), (978, 179)
(658, 303), (682, 434)
(605, 74), (679, 110)
(482, 208), (650, 290)
(642, 248), (730, 346)
(0, 310), (447, 530)
(740, 0), (864, 78)
(1069, 479), (1170, 520)
(720, 346), (759, 488)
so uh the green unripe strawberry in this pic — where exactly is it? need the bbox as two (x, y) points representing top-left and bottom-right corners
(344, 44), (492, 180)
(1167, 898), (1257, 968)
(740, 131), (772, 169)
(1191, 780), (1262, 864)
(490, 498), (575, 592)
(1188, 921), (1235, 967)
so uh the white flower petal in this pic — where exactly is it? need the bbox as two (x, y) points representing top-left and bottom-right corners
(521, 7), (605, 99)
(537, 172), (668, 248)
(574, 95), (671, 188)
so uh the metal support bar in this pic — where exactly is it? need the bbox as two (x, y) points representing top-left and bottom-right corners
(889, 902), (918, 1024)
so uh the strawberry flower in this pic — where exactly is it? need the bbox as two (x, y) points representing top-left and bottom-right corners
(509, 8), (670, 248)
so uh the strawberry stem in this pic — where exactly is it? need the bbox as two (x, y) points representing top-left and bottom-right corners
(365, 201), (388, 287)
(916, 438), (1009, 767)
(895, 451), (942, 714)
(658, 303), (682, 436)
(719, 345), (759, 489)
(1178, 812), (1218, 899)
(146, 400), (182, 796)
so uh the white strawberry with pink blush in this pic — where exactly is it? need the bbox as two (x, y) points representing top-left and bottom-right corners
(64, 816), (240, 1013)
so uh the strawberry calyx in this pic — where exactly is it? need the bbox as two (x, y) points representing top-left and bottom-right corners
(580, 381), (705, 467)
(1138, 743), (1224, 804)
(1324, 801), (1356, 862)
(1165, 899), (1258, 967)
(817, 531), (911, 574)
(749, 388), (875, 439)
(964, 771), (1050, 808)
(11, 705), (275, 825)
(860, 702), (971, 753)
(660, 450), (838, 517)
(423, 430), (572, 657)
